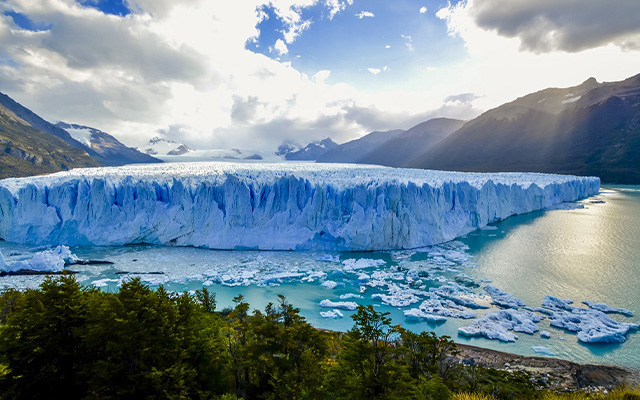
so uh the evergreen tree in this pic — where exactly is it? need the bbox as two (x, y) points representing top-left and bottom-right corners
(324, 305), (411, 399)
(0, 275), (90, 399)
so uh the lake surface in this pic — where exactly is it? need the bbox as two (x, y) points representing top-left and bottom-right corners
(1, 186), (639, 369)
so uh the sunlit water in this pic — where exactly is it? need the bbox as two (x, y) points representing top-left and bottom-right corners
(1, 186), (639, 369)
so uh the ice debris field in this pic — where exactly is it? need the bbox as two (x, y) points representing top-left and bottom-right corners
(0, 162), (600, 250)
(2, 162), (636, 352)
(1, 240), (636, 347)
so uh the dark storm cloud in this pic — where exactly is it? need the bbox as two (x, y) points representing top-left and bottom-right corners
(469, 0), (640, 52)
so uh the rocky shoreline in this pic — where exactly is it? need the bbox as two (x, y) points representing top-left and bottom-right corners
(455, 343), (640, 391)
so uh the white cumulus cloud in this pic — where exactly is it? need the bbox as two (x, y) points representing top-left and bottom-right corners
(367, 66), (389, 75)
(272, 38), (289, 55)
(355, 11), (374, 19)
(401, 34), (414, 52)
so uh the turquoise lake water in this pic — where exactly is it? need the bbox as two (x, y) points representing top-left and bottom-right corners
(1, 186), (639, 369)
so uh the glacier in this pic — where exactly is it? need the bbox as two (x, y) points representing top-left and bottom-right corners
(0, 162), (599, 251)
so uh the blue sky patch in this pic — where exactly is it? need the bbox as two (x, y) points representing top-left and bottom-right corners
(3, 11), (52, 32)
(246, 0), (467, 91)
(79, 0), (130, 17)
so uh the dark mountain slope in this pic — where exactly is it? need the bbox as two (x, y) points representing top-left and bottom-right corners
(284, 138), (338, 161)
(410, 74), (640, 183)
(316, 129), (404, 163)
(358, 118), (465, 167)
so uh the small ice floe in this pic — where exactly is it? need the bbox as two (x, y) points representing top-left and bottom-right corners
(340, 293), (362, 300)
(342, 258), (385, 271)
(409, 298), (476, 320)
(540, 331), (552, 339)
(480, 279), (492, 283)
(480, 225), (498, 231)
(542, 296), (575, 311)
(406, 268), (430, 284)
(455, 273), (479, 288)
(532, 346), (555, 356)
(549, 308), (638, 344)
(484, 286), (525, 309)
(431, 284), (489, 309)
(582, 301), (633, 316)
(0, 246), (79, 274)
(321, 280), (339, 289)
(317, 254), (340, 263)
(320, 309), (344, 319)
(91, 278), (120, 288)
(319, 299), (358, 310)
(404, 308), (447, 323)
(261, 271), (305, 286)
(391, 250), (416, 261)
(371, 284), (426, 307)
(458, 310), (544, 342)
(524, 306), (554, 316)
(301, 271), (326, 283)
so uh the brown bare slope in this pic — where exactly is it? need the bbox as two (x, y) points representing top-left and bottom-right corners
(0, 105), (99, 179)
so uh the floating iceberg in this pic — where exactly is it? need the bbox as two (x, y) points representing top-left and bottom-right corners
(541, 296), (638, 343)
(319, 299), (358, 310)
(407, 298), (477, 320)
(320, 309), (344, 319)
(458, 310), (544, 342)
(583, 301), (633, 317)
(430, 284), (488, 309)
(371, 284), (426, 307)
(542, 296), (575, 311)
(0, 162), (599, 251)
(0, 245), (78, 273)
(484, 285), (525, 309)
(340, 293), (362, 300)
(548, 308), (638, 344)
(321, 280), (339, 289)
(404, 308), (448, 323)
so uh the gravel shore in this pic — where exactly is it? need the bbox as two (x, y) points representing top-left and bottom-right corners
(455, 343), (640, 391)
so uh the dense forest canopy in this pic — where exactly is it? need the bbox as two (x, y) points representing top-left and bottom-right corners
(0, 277), (636, 400)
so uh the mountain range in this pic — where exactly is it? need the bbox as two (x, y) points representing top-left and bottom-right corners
(142, 137), (194, 156)
(315, 118), (465, 167)
(0, 92), (160, 178)
(54, 122), (159, 166)
(2, 72), (640, 183)
(409, 74), (640, 183)
(0, 102), (99, 179)
(279, 138), (339, 161)
(312, 73), (640, 183)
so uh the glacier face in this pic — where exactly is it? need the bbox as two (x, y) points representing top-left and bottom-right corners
(0, 162), (600, 251)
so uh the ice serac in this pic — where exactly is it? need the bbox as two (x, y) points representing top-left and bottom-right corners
(0, 162), (600, 251)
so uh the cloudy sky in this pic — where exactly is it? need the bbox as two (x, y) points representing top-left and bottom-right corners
(1, 0), (639, 150)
